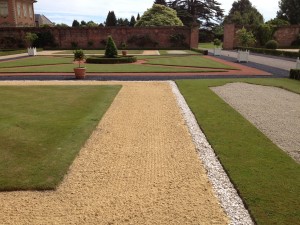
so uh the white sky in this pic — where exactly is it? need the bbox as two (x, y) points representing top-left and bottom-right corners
(34, 0), (279, 25)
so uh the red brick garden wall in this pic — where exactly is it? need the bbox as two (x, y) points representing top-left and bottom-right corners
(0, 26), (199, 49)
(223, 24), (300, 49)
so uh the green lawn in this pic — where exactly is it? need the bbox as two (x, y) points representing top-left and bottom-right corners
(198, 42), (216, 49)
(0, 55), (230, 73)
(0, 49), (27, 56)
(0, 85), (121, 191)
(145, 55), (237, 69)
(0, 56), (72, 68)
(176, 78), (300, 225)
(56, 50), (143, 54)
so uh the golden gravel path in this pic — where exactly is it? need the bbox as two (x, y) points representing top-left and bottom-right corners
(0, 81), (228, 225)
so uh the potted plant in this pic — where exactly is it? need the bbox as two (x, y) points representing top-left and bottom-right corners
(120, 41), (127, 56)
(24, 32), (38, 56)
(73, 49), (86, 79)
(213, 38), (222, 56)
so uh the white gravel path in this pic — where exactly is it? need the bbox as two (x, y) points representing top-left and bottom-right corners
(211, 82), (300, 163)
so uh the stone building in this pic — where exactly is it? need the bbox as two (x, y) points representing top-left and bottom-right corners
(0, 0), (37, 27)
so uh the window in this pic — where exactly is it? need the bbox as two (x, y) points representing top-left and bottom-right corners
(17, 2), (21, 17)
(0, 1), (8, 17)
(29, 6), (33, 18)
(23, 3), (27, 17)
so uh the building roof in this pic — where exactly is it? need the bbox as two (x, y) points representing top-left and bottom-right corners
(35, 14), (53, 26)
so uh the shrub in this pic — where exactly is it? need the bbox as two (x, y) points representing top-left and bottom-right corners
(289, 69), (300, 80)
(213, 38), (222, 47)
(127, 35), (158, 47)
(86, 56), (137, 64)
(87, 40), (94, 47)
(170, 33), (186, 47)
(71, 42), (78, 49)
(105, 36), (118, 58)
(291, 33), (300, 47)
(236, 27), (256, 47)
(73, 49), (85, 68)
(265, 40), (278, 49)
(24, 32), (38, 47)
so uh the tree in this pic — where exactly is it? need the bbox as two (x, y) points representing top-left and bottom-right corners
(266, 18), (290, 26)
(130, 16), (136, 27)
(86, 21), (98, 27)
(24, 32), (38, 47)
(105, 36), (118, 58)
(135, 4), (183, 27)
(168, 0), (224, 27)
(105, 11), (117, 26)
(137, 13), (141, 21)
(81, 20), (87, 26)
(224, 0), (264, 26)
(154, 0), (167, 5)
(72, 20), (80, 27)
(236, 27), (256, 47)
(277, 0), (300, 25)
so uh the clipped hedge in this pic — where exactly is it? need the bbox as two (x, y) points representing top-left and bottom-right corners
(289, 69), (300, 80)
(190, 48), (207, 55)
(236, 46), (300, 59)
(86, 56), (137, 64)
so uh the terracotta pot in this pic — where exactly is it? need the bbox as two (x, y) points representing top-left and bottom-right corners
(122, 50), (127, 56)
(74, 67), (86, 79)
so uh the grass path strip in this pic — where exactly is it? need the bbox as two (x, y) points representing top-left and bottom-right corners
(170, 81), (253, 225)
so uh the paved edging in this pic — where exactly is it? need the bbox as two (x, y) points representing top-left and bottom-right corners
(170, 81), (254, 225)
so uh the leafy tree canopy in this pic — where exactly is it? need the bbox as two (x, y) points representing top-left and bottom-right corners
(266, 18), (290, 26)
(168, 0), (224, 27)
(224, 0), (264, 26)
(277, 0), (300, 25)
(135, 4), (183, 27)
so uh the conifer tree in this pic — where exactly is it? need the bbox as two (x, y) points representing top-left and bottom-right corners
(105, 11), (117, 26)
(72, 20), (80, 27)
(137, 13), (141, 21)
(130, 16), (136, 27)
(105, 36), (118, 58)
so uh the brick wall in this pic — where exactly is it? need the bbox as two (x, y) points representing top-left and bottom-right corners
(274, 25), (300, 47)
(223, 24), (300, 49)
(0, 26), (198, 49)
(0, 0), (35, 27)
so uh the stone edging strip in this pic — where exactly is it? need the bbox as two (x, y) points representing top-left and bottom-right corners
(169, 81), (254, 225)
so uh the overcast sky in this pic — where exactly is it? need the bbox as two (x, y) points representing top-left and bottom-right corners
(34, 0), (279, 26)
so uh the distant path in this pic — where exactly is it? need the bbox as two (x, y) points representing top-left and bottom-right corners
(209, 49), (297, 71)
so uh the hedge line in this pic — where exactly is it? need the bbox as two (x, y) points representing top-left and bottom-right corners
(236, 46), (300, 59)
(86, 56), (137, 64)
(290, 69), (300, 80)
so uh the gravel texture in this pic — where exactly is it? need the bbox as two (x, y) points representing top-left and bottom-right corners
(170, 81), (254, 225)
(0, 81), (228, 225)
(211, 82), (300, 163)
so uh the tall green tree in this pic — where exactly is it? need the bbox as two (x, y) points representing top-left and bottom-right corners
(135, 4), (183, 27)
(154, 0), (167, 5)
(277, 0), (300, 25)
(105, 11), (117, 26)
(129, 16), (136, 27)
(72, 20), (80, 27)
(168, 0), (224, 27)
(137, 13), (141, 21)
(224, 0), (264, 26)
